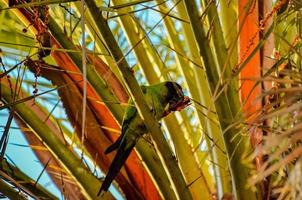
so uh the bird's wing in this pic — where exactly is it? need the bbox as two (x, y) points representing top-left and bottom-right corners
(104, 86), (147, 154)
(121, 100), (137, 134)
(121, 85), (147, 134)
(104, 99), (137, 154)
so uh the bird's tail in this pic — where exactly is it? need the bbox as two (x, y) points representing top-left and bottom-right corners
(97, 141), (136, 196)
(104, 136), (122, 154)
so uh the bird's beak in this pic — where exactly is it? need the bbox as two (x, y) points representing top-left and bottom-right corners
(175, 96), (190, 111)
(168, 96), (191, 112)
(163, 96), (190, 117)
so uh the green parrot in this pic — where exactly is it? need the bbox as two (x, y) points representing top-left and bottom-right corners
(97, 81), (190, 196)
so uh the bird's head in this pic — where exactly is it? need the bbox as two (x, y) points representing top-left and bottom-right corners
(163, 81), (190, 116)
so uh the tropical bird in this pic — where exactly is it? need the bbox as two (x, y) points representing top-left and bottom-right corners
(97, 81), (190, 196)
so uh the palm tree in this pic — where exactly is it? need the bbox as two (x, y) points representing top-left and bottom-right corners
(0, 0), (301, 199)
